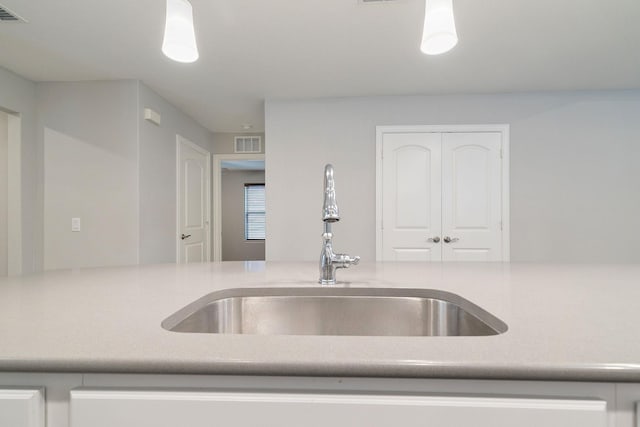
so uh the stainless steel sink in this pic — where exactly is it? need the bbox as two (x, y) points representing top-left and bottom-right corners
(162, 287), (507, 337)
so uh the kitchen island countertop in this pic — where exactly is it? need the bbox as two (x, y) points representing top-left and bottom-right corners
(1, 261), (639, 381)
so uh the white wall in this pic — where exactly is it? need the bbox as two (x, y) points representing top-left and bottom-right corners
(39, 81), (140, 270)
(138, 82), (213, 264)
(0, 112), (7, 276)
(1, 71), (215, 271)
(265, 91), (640, 262)
(221, 169), (265, 261)
(0, 66), (38, 274)
(38, 81), (215, 269)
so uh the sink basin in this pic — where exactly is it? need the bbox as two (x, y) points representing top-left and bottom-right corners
(162, 288), (507, 336)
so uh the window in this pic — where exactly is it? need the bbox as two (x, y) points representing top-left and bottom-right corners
(244, 184), (265, 240)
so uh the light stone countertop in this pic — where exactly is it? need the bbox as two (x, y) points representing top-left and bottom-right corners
(1, 261), (639, 381)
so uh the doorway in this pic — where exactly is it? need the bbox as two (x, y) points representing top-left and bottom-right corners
(0, 109), (21, 276)
(376, 125), (510, 262)
(212, 154), (265, 261)
(176, 135), (211, 263)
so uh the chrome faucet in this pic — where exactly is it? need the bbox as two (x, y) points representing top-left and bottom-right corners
(319, 164), (360, 285)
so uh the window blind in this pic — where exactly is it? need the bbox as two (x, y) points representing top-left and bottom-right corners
(245, 184), (265, 240)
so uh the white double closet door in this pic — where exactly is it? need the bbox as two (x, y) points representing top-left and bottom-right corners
(379, 130), (506, 262)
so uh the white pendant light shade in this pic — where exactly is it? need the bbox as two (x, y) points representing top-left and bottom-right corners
(420, 0), (458, 55)
(162, 0), (199, 63)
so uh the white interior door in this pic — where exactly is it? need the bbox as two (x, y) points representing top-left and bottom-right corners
(442, 132), (502, 261)
(381, 133), (442, 261)
(177, 136), (210, 263)
(377, 126), (508, 262)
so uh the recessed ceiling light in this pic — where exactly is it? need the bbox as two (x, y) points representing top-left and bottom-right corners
(242, 124), (253, 130)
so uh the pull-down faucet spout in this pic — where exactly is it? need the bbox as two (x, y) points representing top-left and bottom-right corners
(322, 164), (340, 223)
(319, 164), (360, 285)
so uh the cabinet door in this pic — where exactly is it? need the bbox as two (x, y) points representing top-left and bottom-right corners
(442, 132), (503, 261)
(381, 132), (442, 261)
(71, 389), (606, 427)
(0, 388), (45, 427)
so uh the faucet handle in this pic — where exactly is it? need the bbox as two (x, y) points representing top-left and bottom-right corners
(333, 254), (360, 268)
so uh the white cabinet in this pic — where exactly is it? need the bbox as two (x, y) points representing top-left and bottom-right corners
(70, 388), (607, 427)
(0, 373), (620, 427)
(0, 388), (45, 427)
(611, 384), (640, 427)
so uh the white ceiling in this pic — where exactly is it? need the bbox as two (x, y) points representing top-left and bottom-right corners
(1, 0), (639, 133)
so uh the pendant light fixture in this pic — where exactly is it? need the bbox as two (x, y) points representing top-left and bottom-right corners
(420, 0), (458, 55)
(162, 0), (199, 63)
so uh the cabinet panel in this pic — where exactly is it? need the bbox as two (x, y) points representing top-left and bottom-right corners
(0, 388), (45, 427)
(71, 389), (606, 427)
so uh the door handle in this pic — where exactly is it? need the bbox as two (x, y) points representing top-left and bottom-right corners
(427, 236), (440, 243)
(181, 234), (192, 240)
(443, 236), (459, 243)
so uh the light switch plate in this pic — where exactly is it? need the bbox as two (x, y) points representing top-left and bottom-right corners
(71, 217), (81, 232)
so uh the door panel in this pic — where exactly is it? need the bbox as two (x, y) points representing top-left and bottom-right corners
(450, 248), (491, 262)
(185, 242), (204, 263)
(392, 248), (437, 262)
(185, 159), (205, 228)
(178, 137), (210, 263)
(394, 147), (431, 229)
(452, 146), (490, 228)
(381, 133), (441, 261)
(442, 133), (502, 261)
